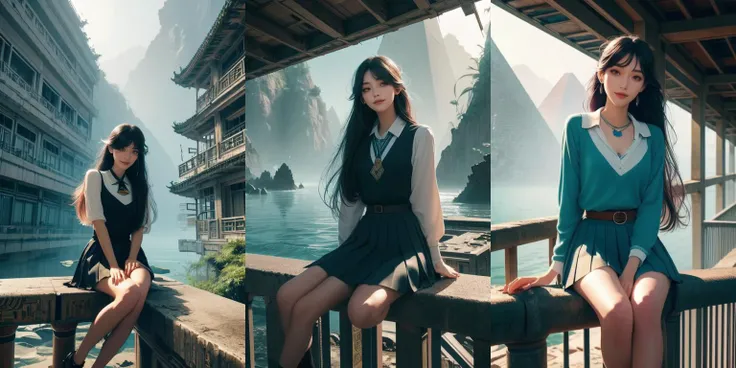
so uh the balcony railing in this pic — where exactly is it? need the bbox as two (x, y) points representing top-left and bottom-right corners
(0, 130), (83, 183)
(7, 0), (93, 97)
(0, 224), (88, 235)
(222, 216), (245, 233)
(490, 204), (736, 366)
(196, 57), (245, 113)
(245, 254), (493, 368)
(178, 129), (246, 178)
(0, 276), (246, 367)
(0, 61), (90, 140)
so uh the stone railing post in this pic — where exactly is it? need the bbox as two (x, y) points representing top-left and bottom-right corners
(664, 312), (681, 368)
(135, 330), (155, 368)
(51, 322), (77, 367)
(505, 338), (547, 367)
(0, 325), (17, 368)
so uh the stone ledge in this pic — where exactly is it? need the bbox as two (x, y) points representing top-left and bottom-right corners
(244, 253), (493, 340)
(0, 276), (246, 367)
(490, 267), (736, 345)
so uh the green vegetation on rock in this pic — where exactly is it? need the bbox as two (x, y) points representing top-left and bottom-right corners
(187, 239), (245, 303)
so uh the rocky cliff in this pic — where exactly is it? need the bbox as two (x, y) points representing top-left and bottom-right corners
(123, 0), (227, 164)
(435, 29), (490, 189)
(454, 154), (490, 204)
(245, 64), (332, 180)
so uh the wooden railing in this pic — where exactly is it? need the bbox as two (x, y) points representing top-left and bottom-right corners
(178, 129), (246, 178)
(222, 216), (245, 234)
(0, 276), (245, 367)
(196, 57), (245, 113)
(245, 253), (493, 368)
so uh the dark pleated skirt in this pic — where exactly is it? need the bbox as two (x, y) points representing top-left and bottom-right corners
(307, 211), (438, 294)
(561, 219), (682, 290)
(64, 238), (155, 291)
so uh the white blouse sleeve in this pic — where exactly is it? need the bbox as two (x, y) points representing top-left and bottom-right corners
(338, 196), (365, 245)
(84, 170), (105, 223)
(410, 126), (445, 265)
(141, 197), (153, 234)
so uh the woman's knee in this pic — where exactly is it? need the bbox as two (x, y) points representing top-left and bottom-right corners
(631, 294), (664, 325)
(115, 284), (141, 311)
(347, 302), (384, 329)
(290, 298), (323, 326)
(601, 298), (633, 327)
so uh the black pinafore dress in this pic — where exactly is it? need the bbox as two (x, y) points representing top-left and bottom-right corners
(65, 171), (154, 290)
(307, 124), (439, 294)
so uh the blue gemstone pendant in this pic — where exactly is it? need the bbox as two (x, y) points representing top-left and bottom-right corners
(613, 130), (623, 137)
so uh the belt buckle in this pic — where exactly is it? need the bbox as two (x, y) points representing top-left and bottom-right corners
(374, 205), (383, 214)
(613, 211), (627, 225)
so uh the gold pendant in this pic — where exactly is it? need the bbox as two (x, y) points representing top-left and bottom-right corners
(370, 158), (384, 181)
(118, 187), (129, 196)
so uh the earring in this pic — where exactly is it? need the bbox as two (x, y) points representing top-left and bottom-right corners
(636, 95), (640, 106)
(599, 84), (604, 94)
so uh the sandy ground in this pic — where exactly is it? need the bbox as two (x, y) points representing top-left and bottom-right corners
(492, 328), (603, 368)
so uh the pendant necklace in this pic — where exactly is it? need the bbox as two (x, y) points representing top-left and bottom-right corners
(370, 131), (393, 181)
(600, 113), (632, 138)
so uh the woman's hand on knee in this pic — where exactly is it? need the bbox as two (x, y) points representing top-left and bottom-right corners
(110, 267), (126, 285)
(503, 271), (557, 294)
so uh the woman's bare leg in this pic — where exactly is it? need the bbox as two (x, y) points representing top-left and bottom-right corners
(276, 266), (329, 332)
(573, 266), (633, 368)
(278, 276), (351, 368)
(73, 277), (142, 365)
(347, 285), (402, 329)
(630, 271), (670, 368)
(92, 268), (152, 368)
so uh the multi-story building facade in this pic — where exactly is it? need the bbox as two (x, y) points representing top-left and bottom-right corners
(0, 0), (99, 255)
(170, 0), (245, 255)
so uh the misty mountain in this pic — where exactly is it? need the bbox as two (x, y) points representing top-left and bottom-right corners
(512, 64), (552, 107)
(123, 0), (227, 165)
(326, 106), (342, 146)
(244, 64), (332, 180)
(99, 46), (146, 88)
(491, 38), (560, 186)
(377, 18), (460, 160)
(436, 28), (490, 188)
(538, 73), (587, 142)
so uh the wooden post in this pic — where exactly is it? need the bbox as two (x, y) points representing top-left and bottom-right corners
(691, 86), (706, 269)
(505, 247), (518, 284)
(396, 323), (423, 368)
(664, 312), (681, 368)
(0, 325), (17, 368)
(339, 310), (362, 367)
(265, 296), (285, 368)
(51, 322), (77, 368)
(245, 294), (256, 368)
(135, 330), (155, 368)
(717, 119), (725, 212)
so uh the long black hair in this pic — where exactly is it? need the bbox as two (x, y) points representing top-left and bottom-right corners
(73, 124), (157, 231)
(320, 56), (417, 218)
(586, 35), (688, 231)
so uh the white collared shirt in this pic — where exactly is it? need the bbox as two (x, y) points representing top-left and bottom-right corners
(84, 169), (152, 234)
(337, 116), (445, 265)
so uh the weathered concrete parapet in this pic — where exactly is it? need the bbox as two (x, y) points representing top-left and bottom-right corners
(0, 276), (246, 367)
(490, 267), (736, 366)
(245, 254), (494, 367)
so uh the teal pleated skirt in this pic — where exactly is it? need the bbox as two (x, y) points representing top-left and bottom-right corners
(560, 218), (682, 290)
(306, 210), (438, 295)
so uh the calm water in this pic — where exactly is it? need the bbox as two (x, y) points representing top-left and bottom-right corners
(0, 230), (200, 367)
(246, 184), (490, 367)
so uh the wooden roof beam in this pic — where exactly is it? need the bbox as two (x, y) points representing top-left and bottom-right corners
(706, 74), (736, 85)
(726, 102), (736, 110)
(414, 0), (430, 10)
(672, 0), (722, 74)
(246, 10), (307, 52)
(661, 14), (736, 43)
(546, 0), (619, 40)
(281, 0), (346, 39)
(356, 0), (388, 23)
(582, 0), (633, 34)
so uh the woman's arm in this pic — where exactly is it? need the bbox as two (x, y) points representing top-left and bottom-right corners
(550, 116), (584, 275)
(409, 126), (445, 266)
(84, 171), (119, 269)
(338, 196), (365, 245)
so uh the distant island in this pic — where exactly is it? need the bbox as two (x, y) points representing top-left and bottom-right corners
(246, 163), (302, 194)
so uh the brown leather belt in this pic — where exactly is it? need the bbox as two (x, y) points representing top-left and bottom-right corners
(584, 210), (637, 224)
(365, 204), (411, 214)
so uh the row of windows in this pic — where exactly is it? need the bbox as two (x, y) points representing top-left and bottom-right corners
(0, 111), (88, 178)
(0, 193), (78, 229)
(0, 33), (91, 138)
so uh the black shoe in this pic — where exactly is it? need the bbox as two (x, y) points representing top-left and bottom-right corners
(62, 351), (84, 368)
(297, 349), (314, 368)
